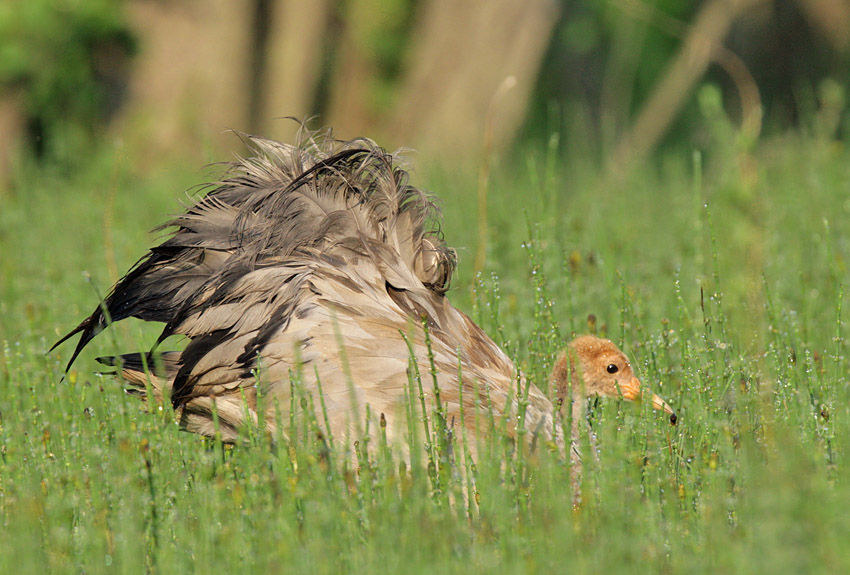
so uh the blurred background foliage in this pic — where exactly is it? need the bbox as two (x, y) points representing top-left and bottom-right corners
(0, 0), (134, 166)
(0, 0), (848, 182)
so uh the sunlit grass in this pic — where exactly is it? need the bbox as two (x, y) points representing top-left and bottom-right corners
(2, 131), (850, 573)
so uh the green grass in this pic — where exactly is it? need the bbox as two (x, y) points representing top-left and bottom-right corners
(2, 132), (850, 573)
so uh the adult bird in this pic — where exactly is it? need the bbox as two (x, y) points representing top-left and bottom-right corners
(52, 129), (675, 455)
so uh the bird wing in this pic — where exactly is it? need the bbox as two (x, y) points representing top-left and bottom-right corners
(53, 131), (455, 369)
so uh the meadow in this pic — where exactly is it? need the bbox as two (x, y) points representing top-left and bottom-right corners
(1, 125), (849, 574)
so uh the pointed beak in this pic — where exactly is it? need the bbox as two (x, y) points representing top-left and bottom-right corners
(650, 393), (675, 417)
(618, 377), (677, 423)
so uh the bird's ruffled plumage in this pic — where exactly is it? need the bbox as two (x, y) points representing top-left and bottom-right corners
(54, 130), (560, 447)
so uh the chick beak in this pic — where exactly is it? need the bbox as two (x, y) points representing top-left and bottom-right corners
(651, 393), (676, 418)
(619, 377), (677, 423)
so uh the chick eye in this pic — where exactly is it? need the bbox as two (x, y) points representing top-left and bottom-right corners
(606, 364), (619, 374)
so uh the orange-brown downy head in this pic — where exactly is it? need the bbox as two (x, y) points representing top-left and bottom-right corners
(566, 335), (677, 424)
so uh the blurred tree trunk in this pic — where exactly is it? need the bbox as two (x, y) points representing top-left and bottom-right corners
(387, 0), (559, 161)
(0, 90), (25, 192)
(324, 0), (559, 162)
(324, 0), (410, 140)
(115, 0), (254, 167)
(259, 0), (331, 142)
(796, 0), (850, 52)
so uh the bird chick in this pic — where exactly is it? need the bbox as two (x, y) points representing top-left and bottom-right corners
(551, 335), (676, 423)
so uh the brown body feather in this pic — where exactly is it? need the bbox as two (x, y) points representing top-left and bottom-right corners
(54, 129), (672, 455)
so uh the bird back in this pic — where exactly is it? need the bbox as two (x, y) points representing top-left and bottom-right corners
(54, 130), (456, 372)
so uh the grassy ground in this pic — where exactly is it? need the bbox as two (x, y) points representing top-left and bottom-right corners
(1, 130), (849, 574)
